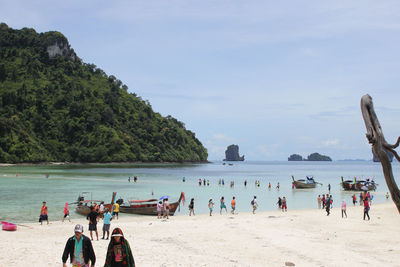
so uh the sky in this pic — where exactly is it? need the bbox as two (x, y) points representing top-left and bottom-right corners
(2, 0), (400, 161)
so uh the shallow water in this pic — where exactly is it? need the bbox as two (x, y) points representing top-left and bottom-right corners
(0, 161), (398, 223)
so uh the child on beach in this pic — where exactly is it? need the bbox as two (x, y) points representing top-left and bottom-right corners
(251, 196), (258, 214)
(208, 199), (214, 216)
(231, 197), (236, 214)
(62, 202), (71, 222)
(40, 201), (49, 225)
(157, 201), (163, 219)
(189, 198), (195, 216)
(220, 197), (227, 214)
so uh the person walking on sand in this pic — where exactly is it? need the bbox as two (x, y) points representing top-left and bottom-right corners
(220, 196), (227, 214)
(325, 195), (331, 216)
(63, 202), (71, 223)
(341, 201), (347, 218)
(189, 198), (195, 216)
(40, 201), (49, 225)
(251, 196), (258, 214)
(231, 196), (236, 214)
(102, 208), (112, 240)
(62, 224), (96, 267)
(87, 206), (99, 241)
(208, 198), (215, 216)
(317, 195), (321, 209)
(363, 198), (370, 220)
(104, 228), (135, 267)
(157, 201), (163, 219)
(322, 194), (326, 209)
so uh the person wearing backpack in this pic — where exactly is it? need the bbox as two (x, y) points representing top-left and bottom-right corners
(251, 196), (258, 214)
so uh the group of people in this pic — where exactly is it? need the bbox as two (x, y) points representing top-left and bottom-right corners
(156, 198), (170, 219)
(204, 196), (259, 216)
(276, 196), (287, 212)
(317, 191), (375, 220)
(62, 224), (135, 267)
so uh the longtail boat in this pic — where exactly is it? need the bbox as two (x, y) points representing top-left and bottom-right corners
(292, 176), (321, 189)
(75, 192), (116, 216)
(341, 177), (377, 191)
(119, 192), (185, 216)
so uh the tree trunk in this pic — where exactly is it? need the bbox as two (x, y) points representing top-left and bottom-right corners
(361, 94), (400, 213)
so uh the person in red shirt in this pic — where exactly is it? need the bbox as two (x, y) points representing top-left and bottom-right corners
(363, 199), (370, 220)
(231, 197), (236, 214)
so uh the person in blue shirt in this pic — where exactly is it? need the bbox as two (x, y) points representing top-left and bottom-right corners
(102, 208), (113, 240)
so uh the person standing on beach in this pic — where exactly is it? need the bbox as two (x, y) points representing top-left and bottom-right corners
(281, 197), (287, 212)
(341, 201), (347, 218)
(277, 197), (282, 209)
(363, 198), (370, 220)
(163, 198), (170, 219)
(40, 201), (49, 225)
(104, 228), (135, 267)
(102, 208), (112, 240)
(220, 196), (227, 214)
(87, 206), (99, 241)
(325, 195), (331, 216)
(231, 196), (236, 214)
(251, 196), (258, 214)
(62, 224), (96, 267)
(99, 201), (105, 219)
(322, 194), (326, 209)
(208, 198), (214, 216)
(62, 202), (71, 223)
(112, 202), (120, 220)
(157, 201), (163, 219)
(359, 192), (363, 206)
(352, 194), (357, 206)
(317, 195), (321, 209)
(189, 198), (195, 216)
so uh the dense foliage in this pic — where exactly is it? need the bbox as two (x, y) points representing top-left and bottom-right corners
(0, 23), (208, 163)
(288, 153), (332, 161)
(288, 154), (303, 161)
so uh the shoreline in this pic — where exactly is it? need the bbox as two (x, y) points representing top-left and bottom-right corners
(2, 202), (400, 266)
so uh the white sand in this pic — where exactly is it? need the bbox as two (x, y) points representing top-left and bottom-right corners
(1, 202), (400, 267)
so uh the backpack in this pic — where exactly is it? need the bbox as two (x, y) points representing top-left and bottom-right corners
(251, 200), (254, 205)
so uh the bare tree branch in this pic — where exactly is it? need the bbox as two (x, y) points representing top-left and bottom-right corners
(361, 94), (400, 213)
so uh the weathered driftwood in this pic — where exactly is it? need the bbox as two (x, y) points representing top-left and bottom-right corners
(361, 94), (400, 213)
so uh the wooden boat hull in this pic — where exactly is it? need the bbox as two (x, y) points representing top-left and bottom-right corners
(341, 177), (377, 191)
(120, 192), (185, 216)
(76, 204), (113, 216)
(293, 181), (317, 189)
(120, 200), (181, 216)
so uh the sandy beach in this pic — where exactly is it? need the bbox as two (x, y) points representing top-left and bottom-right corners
(1, 202), (400, 267)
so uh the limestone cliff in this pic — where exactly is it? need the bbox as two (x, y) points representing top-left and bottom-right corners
(224, 144), (244, 161)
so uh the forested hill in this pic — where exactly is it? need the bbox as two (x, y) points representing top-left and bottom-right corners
(0, 23), (208, 163)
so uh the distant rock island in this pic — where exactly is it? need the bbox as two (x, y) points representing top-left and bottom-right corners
(372, 149), (394, 162)
(288, 152), (332, 161)
(224, 144), (244, 161)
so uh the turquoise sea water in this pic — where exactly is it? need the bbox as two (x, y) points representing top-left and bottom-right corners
(0, 161), (398, 223)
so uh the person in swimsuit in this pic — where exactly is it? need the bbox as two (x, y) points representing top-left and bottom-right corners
(220, 196), (227, 214)
(208, 199), (214, 216)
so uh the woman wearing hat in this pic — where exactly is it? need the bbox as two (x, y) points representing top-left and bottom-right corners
(104, 228), (135, 267)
